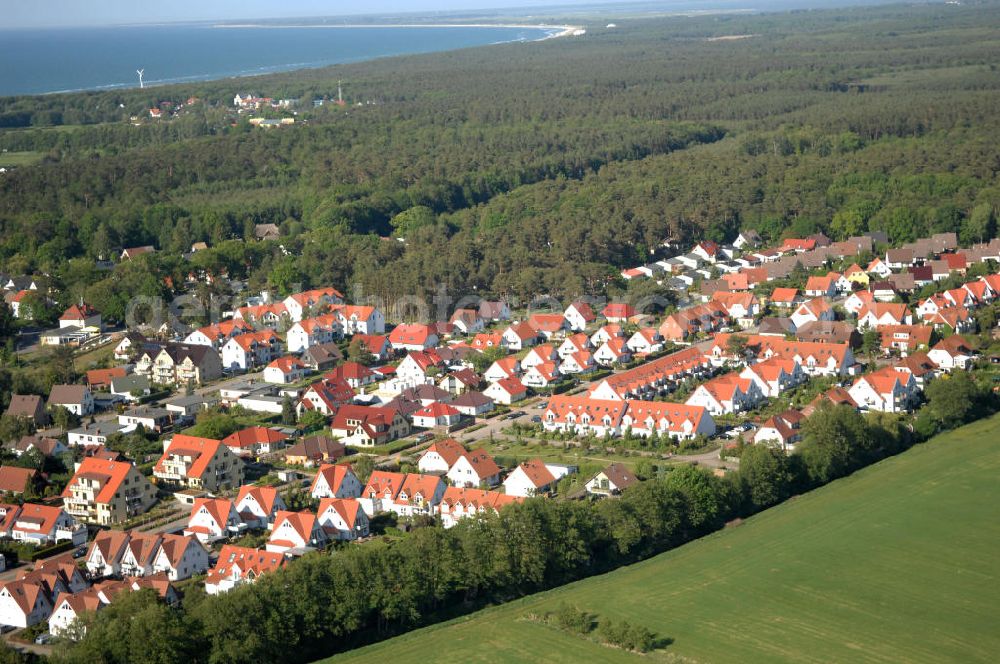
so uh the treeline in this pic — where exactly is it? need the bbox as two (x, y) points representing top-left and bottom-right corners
(2, 4), (1000, 311)
(54, 375), (998, 664)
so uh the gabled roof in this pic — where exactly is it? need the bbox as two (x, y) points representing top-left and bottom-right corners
(236, 485), (281, 516)
(310, 464), (358, 496)
(221, 426), (288, 450)
(189, 498), (234, 529)
(318, 498), (363, 530)
(154, 435), (226, 479)
(421, 439), (467, 467)
(596, 463), (638, 490)
(62, 458), (134, 503)
(512, 459), (556, 489)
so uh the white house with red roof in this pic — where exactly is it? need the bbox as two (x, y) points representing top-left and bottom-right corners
(522, 344), (558, 370)
(484, 356), (520, 383)
(849, 367), (919, 413)
(297, 378), (354, 416)
(844, 290), (875, 315)
(927, 335), (976, 371)
(267, 511), (326, 553)
(436, 487), (521, 528)
(412, 402), (462, 428)
(317, 498), (369, 541)
(449, 308), (485, 335)
(790, 298), (834, 330)
(282, 288), (343, 322)
(739, 358), (806, 398)
(501, 322), (538, 350)
(448, 449), (501, 488)
(389, 324), (439, 351)
(263, 356), (308, 384)
(483, 376), (528, 405)
(560, 350), (596, 375)
(184, 498), (244, 544)
(2, 504), (86, 547)
(626, 328), (663, 355)
(205, 545), (286, 595)
(286, 316), (340, 353)
(221, 331), (282, 371)
(358, 471), (445, 517)
(309, 464), (363, 500)
(522, 361), (561, 388)
(754, 412), (803, 452)
(685, 375), (764, 416)
(564, 302), (597, 332)
(417, 439), (467, 474)
(234, 485), (286, 530)
(691, 240), (721, 263)
(590, 324), (624, 346)
(333, 304), (385, 335)
(602, 303), (636, 323)
(857, 303), (912, 329)
(804, 274), (835, 297)
(594, 337), (632, 366)
(503, 459), (575, 497)
(0, 579), (54, 628)
(396, 350), (443, 383)
(221, 426), (288, 458)
(558, 333), (591, 360)
(59, 303), (101, 330)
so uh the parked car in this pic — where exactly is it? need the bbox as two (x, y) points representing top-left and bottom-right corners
(35, 633), (52, 645)
(531, 415), (542, 423)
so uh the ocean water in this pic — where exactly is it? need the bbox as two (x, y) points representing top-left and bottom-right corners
(0, 24), (555, 96)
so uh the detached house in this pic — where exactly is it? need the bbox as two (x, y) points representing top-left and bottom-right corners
(501, 322), (538, 351)
(317, 498), (369, 541)
(48, 384), (94, 417)
(184, 498), (244, 543)
(564, 302), (597, 332)
(585, 463), (638, 496)
(790, 298), (834, 331)
(449, 309), (484, 335)
(234, 485), (286, 530)
(927, 335), (976, 371)
(503, 459), (574, 497)
(267, 511), (325, 554)
(483, 376), (528, 405)
(309, 463), (363, 500)
(388, 324), (438, 351)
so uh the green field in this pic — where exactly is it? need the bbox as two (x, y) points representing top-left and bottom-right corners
(328, 414), (1000, 664)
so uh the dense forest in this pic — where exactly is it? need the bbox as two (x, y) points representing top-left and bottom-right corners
(1, 3), (999, 315)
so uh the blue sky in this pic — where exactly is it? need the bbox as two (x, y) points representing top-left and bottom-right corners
(5, 1), (632, 28)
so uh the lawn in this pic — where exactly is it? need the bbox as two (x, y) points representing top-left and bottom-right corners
(327, 414), (1000, 664)
(0, 151), (43, 168)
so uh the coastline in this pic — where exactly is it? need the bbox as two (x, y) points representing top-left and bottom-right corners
(213, 23), (581, 39)
(11, 23), (574, 97)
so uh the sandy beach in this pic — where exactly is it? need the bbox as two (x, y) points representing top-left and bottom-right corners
(214, 23), (582, 40)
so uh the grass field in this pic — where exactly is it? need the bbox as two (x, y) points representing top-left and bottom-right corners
(328, 414), (1000, 664)
(0, 151), (43, 168)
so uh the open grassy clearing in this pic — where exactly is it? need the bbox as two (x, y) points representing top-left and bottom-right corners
(328, 414), (1000, 664)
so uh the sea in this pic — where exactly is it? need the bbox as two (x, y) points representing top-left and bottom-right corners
(0, 24), (556, 96)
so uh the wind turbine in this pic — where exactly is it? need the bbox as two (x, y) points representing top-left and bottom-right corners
(136, 69), (145, 89)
